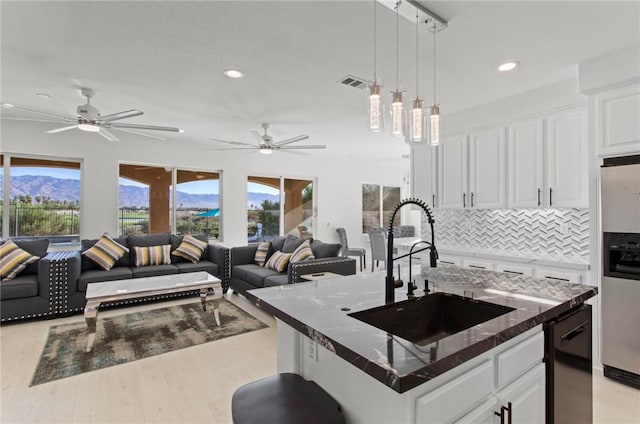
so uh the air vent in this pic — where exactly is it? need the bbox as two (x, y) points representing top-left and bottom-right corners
(338, 75), (370, 90)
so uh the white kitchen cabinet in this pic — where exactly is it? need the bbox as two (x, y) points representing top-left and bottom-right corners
(508, 118), (545, 208)
(469, 127), (507, 209)
(439, 127), (506, 210)
(494, 363), (546, 424)
(495, 263), (534, 277)
(411, 142), (438, 208)
(546, 108), (588, 208)
(462, 258), (495, 271)
(535, 267), (583, 284)
(594, 84), (640, 156)
(455, 398), (499, 424)
(439, 135), (468, 209)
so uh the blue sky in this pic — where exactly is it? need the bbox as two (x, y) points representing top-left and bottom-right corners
(10, 167), (80, 179)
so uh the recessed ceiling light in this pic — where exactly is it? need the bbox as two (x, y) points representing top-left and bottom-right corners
(223, 69), (245, 79)
(498, 61), (519, 72)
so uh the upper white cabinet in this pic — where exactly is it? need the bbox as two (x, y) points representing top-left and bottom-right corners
(439, 135), (468, 209)
(594, 84), (640, 156)
(469, 127), (507, 209)
(439, 128), (506, 210)
(508, 118), (544, 208)
(546, 108), (588, 208)
(410, 142), (438, 208)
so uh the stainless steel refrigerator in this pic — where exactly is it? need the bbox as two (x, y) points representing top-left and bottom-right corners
(600, 155), (640, 389)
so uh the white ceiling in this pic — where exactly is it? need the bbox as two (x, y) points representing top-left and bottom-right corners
(1, 1), (639, 163)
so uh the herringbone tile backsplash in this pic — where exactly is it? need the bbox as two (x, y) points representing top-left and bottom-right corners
(421, 209), (590, 263)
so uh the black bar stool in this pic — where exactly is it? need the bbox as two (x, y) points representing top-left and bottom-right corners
(231, 373), (346, 424)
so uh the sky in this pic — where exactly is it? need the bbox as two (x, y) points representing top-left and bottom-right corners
(9, 167), (80, 179)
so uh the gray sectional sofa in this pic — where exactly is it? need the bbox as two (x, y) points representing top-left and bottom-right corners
(63, 233), (230, 314)
(230, 234), (356, 295)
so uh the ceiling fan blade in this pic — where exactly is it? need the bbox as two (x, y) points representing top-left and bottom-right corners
(276, 149), (308, 156)
(2, 104), (75, 121)
(251, 130), (264, 145)
(209, 138), (255, 147)
(115, 127), (166, 141)
(274, 134), (309, 147)
(2, 117), (67, 124)
(110, 122), (182, 132)
(98, 128), (119, 142)
(46, 124), (79, 134)
(205, 147), (257, 151)
(280, 144), (327, 150)
(100, 109), (143, 122)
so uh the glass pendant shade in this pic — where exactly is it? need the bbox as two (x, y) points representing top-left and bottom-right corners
(407, 98), (426, 142)
(391, 90), (405, 137)
(430, 104), (440, 146)
(368, 82), (384, 133)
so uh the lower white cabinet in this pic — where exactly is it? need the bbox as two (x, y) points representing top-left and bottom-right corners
(535, 267), (583, 284)
(455, 398), (499, 424)
(494, 363), (546, 424)
(495, 263), (534, 277)
(462, 258), (495, 271)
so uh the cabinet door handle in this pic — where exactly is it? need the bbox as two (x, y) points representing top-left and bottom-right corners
(463, 192), (466, 208)
(432, 194), (435, 208)
(471, 192), (474, 207)
(495, 406), (506, 424)
(506, 402), (512, 424)
(537, 188), (541, 207)
(549, 187), (553, 206)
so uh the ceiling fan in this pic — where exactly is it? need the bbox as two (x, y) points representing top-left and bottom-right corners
(1, 88), (183, 142)
(208, 123), (326, 155)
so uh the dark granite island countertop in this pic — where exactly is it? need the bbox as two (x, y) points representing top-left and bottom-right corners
(246, 264), (597, 394)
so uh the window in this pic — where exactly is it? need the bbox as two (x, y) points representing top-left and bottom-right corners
(1, 154), (81, 243)
(362, 183), (401, 234)
(118, 164), (221, 239)
(247, 176), (315, 243)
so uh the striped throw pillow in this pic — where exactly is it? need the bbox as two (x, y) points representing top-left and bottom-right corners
(290, 239), (315, 263)
(254, 241), (271, 267)
(265, 250), (292, 273)
(172, 235), (208, 263)
(134, 245), (172, 267)
(0, 240), (40, 281)
(82, 233), (129, 271)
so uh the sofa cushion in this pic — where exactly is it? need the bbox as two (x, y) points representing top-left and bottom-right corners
(13, 238), (49, 276)
(265, 251), (292, 272)
(170, 234), (209, 263)
(174, 260), (219, 276)
(133, 245), (172, 267)
(270, 236), (287, 256)
(129, 233), (171, 264)
(131, 264), (179, 279)
(78, 267), (134, 292)
(1, 240), (40, 281)
(311, 240), (342, 259)
(171, 234), (207, 263)
(0, 274), (39, 299)
(82, 233), (129, 271)
(290, 240), (314, 263)
(82, 236), (130, 271)
(282, 234), (306, 253)
(264, 274), (289, 287)
(254, 241), (271, 266)
(233, 264), (282, 288)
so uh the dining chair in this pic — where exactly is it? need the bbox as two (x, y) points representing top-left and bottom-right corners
(369, 228), (388, 272)
(336, 228), (366, 272)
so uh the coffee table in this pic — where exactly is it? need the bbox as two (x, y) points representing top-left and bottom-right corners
(84, 271), (222, 353)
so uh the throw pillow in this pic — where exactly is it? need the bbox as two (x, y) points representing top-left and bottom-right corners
(82, 233), (129, 271)
(254, 241), (271, 267)
(172, 234), (208, 263)
(0, 240), (40, 281)
(290, 240), (315, 263)
(134, 245), (172, 267)
(265, 250), (292, 273)
(310, 240), (342, 259)
(282, 234), (306, 253)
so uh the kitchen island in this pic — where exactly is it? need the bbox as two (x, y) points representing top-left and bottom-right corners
(247, 265), (597, 423)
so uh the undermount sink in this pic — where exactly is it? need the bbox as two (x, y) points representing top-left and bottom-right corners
(348, 292), (515, 346)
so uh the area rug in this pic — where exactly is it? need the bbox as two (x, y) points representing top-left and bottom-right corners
(30, 299), (268, 386)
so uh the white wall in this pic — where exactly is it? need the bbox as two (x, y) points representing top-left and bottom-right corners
(0, 119), (406, 249)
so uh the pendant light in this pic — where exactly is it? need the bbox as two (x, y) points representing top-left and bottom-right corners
(368, 0), (383, 133)
(407, 11), (426, 143)
(390, 1), (405, 138)
(430, 20), (440, 146)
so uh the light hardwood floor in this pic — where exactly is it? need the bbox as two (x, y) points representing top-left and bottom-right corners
(1, 293), (638, 423)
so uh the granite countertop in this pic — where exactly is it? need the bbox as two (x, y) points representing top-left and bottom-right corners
(247, 264), (597, 393)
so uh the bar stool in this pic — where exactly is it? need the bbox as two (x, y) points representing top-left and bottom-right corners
(231, 373), (346, 424)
